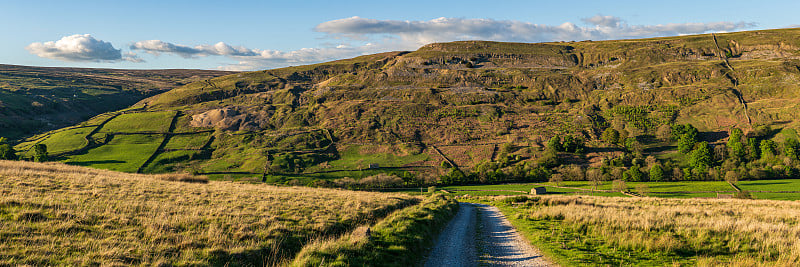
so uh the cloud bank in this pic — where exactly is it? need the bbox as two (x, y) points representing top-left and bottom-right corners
(314, 15), (755, 46)
(26, 34), (140, 62)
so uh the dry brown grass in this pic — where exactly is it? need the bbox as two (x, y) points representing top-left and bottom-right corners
(0, 160), (417, 266)
(520, 195), (800, 266)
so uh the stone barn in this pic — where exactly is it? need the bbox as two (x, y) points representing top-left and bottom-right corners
(530, 187), (546, 195)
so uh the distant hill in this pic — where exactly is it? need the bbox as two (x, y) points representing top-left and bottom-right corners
(0, 64), (233, 138)
(15, 28), (800, 183)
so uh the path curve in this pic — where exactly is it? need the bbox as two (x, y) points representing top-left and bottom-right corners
(425, 202), (551, 266)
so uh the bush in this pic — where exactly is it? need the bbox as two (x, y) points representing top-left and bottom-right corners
(359, 173), (404, 188)
(502, 195), (532, 204)
(612, 179), (627, 192)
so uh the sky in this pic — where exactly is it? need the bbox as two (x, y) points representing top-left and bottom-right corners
(1, 0), (798, 71)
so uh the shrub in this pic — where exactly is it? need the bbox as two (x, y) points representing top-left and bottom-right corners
(612, 179), (627, 192)
(635, 184), (650, 196)
(359, 173), (403, 188)
(502, 195), (530, 204)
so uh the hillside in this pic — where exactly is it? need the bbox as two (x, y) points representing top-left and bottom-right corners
(0, 64), (232, 138)
(0, 160), (427, 265)
(14, 28), (800, 184)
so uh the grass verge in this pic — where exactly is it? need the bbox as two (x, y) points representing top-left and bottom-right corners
(492, 195), (800, 266)
(290, 194), (458, 266)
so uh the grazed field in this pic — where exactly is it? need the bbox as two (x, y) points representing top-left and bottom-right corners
(0, 160), (418, 266)
(493, 195), (800, 266)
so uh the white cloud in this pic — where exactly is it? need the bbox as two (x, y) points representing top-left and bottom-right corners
(582, 15), (621, 28)
(130, 39), (394, 71)
(26, 34), (140, 62)
(130, 40), (258, 58)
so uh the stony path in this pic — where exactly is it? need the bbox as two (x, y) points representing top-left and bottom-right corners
(424, 203), (478, 266)
(424, 202), (551, 266)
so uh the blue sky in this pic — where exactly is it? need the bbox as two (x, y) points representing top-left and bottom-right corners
(1, 0), (798, 71)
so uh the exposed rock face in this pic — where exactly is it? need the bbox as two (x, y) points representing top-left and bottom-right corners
(190, 107), (269, 131)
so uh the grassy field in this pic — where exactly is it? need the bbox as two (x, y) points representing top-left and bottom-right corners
(492, 195), (800, 266)
(14, 126), (95, 156)
(65, 134), (163, 172)
(308, 145), (432, 172)
(163, 132), (212, 150)
(99, 111), (174, 133)
(0, 160), (425, 266)
(400, 180), (799, 200)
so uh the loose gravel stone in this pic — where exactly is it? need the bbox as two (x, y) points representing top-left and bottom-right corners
(424, 202), (552, 267)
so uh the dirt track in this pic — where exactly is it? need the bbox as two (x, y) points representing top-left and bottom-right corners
(424, 202), (551, 266)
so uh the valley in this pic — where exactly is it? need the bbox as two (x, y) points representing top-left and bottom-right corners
(3, 27), (800, 266)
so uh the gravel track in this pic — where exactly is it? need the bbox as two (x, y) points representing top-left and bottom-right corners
(424, 202), (551, 267)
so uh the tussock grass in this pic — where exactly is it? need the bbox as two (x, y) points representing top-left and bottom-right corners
(0, 160), (418, 266)
(496, 195), (800, 266)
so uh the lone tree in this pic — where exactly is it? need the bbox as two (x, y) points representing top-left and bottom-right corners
(33, 143), (48, 162)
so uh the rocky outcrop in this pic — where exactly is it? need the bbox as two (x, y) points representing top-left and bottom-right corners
(190, 107), (270, 131)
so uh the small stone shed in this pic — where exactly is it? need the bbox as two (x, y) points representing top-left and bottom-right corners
(530, 187), (546, 195)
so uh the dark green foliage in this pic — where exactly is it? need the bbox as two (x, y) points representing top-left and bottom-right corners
(672, 124), (698, 140)
(760, 140), (777, 158)
(553, 135), (585, 153)
(678, 133), (697, 154)
(785, 138), (800, 160)
(689, 141), (712, 170)
(33, 143), (48, 162)
(601, 128), (620, 145)
(623, 165), (645, 182)
(624, 137), (642, 154)
(649, 164), (665, 182)
(537, 150), (560, 169)
(547, 136), (562, 152)
(746, 138), (761, 160)
(0, 137), (16, 160)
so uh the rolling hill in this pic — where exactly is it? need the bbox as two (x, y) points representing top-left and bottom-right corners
(0, 64), (232, 138)
(13, 28), (800, 184)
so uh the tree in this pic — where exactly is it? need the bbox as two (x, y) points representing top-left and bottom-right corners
(746, 138), (760, 160)
(601, 128), (620, 145)
(623, 165), (645, 182)
(33, 144), (48, 162)
(728, 140), (746, 160)
(728, 128), (744, 146)
(689, 141), (712, 170)
(624, 137), (643, 155)
(546, 136), (562, 152)
(562, 135), (576, 153)
(672, 124), (698, 141)
(649, 164), (665, 182)
(549, 173), (564, 186)
(0, 137), (16, 160)
(785, 138), (800, 160)
(678, 133), (697, 154)
(724, 170), (740, 184)
(586, 168), (603, 191)
(760, 140), (777, 159)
